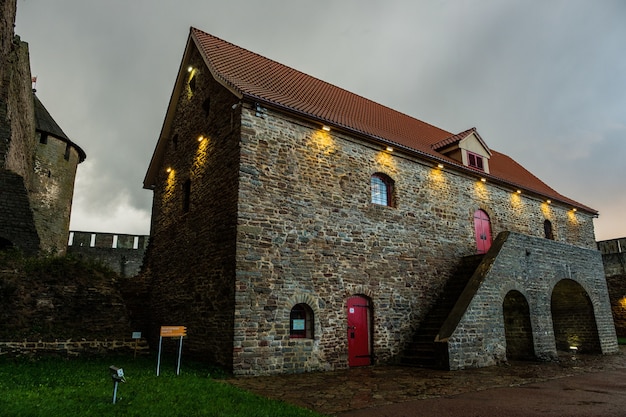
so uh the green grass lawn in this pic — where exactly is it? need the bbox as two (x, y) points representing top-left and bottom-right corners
(0, 355), (325, 417)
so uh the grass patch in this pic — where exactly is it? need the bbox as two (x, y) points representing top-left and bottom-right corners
(0, 355), (324, 417)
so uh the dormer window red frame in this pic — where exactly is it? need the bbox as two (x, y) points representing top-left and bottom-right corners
(467, 151), (484, 171)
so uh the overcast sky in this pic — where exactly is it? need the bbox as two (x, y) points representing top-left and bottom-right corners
(14, 0), (626, 241)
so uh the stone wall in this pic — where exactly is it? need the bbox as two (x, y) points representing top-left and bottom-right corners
(144, 44), (240, 368)
(439, 232), (617, 370)
(0, 338), (149, 358)
(598, 237), (626, 337)
(0, 0), (40, 254)
(598, 238), (626, 276)
(230, 102), (598, 375)
(0, 170), (40, 253)
(2, 35), (36, 183)
(68, 231), (149, 277)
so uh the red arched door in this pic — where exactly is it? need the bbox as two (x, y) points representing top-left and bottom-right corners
(347, 296), (372, 367)
(474, 209), (492, 254)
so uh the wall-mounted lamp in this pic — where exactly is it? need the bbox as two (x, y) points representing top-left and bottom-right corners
(166, 167), (172, 173)
(546, 199), (552, 204)
(198, 135), (204, 142)
(516, 190), (522, 194)
(322, 125), (331, 132)
(437, 163), (444, 169)
(480, 178), (487, 183)
(187, 66), (193, 73)
(386, 146), (393, 152)
(572, 208), (577, 212)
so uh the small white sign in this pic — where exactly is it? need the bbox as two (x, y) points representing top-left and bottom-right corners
(349, 307), (355, 314)
(132, 332), (142, 339)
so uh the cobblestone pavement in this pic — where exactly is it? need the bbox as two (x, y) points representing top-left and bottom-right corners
(227, 347), (626, 416)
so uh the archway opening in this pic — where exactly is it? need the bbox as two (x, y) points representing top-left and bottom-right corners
(551, 279), (601, 353)
(503, 290), (535, 360)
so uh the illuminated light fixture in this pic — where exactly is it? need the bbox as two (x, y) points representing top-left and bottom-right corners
(166, 167), (172, 173)
(546, 199), (552, 204)
(437, 163), (444, 169)
(516, 190), (522, 194)
(480, 178), (487, 183)
(187, 66), (193, 73)
(198, 135), (204, 142)
(572, 208), (577, 212)
(322, 125), (331, 132)
(386, 146), (393, 152)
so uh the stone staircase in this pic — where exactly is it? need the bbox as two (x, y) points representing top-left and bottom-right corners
(400, 254), (484, 368)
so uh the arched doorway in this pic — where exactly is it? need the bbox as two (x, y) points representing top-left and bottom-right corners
(503, 290), (535, 360)
(347, 295), (372, 367)
(551, 279), (601, 353)
(473, 209), (492, 254)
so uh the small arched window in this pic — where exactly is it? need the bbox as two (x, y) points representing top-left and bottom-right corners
(290, 303), (314, 339)
(544, 219), (554, 240)
(371, 173), (394, 207)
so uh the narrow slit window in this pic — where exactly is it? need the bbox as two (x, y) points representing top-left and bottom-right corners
(183, 179), (191, 213)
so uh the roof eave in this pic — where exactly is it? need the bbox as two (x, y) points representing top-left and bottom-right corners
(244, 93), (596, 215)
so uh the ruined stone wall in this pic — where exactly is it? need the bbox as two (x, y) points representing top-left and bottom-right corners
(145, 45), (240, 369)
(442, 232), (617, 370)
(0, 0), (40, 254)
(0, 0), (17, 165)
(232, 106), (597, 375)
(3, 36), (36, 182)
(67, 231), (149, 277)
(598, 237), (626, 337)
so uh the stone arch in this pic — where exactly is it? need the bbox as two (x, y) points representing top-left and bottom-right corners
(551, 279), (601, 353)
(503, 290), (535, 360)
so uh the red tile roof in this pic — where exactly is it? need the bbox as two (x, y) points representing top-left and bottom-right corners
(184, 28), (595, 213)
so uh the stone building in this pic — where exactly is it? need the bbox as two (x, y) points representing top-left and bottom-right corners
(142, 27), (617, 375)
(0, 0), (85, 255)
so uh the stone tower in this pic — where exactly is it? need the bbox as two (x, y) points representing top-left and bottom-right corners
(0, 0), (86, 255)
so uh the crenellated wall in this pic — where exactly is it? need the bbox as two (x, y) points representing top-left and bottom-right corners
(67, 231), (149, 277)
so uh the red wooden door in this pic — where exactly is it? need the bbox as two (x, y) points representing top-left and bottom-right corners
(347, 296), (371, 367)
(474, 209), (492, 254)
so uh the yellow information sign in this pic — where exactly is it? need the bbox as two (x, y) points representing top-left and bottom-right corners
(160, 326), (187, 337)
(156, 325), (187, 376)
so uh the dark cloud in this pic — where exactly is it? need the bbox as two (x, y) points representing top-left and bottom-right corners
(15, 0), (626, 240)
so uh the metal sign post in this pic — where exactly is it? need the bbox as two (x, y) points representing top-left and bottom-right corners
(156, 326), (187, 376)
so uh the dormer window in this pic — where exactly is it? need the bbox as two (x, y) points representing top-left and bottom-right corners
(432, 128), (491, 174)
(467, 151), (484, 171)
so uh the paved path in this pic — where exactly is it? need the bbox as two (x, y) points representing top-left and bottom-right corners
(228, 347), (626, 416)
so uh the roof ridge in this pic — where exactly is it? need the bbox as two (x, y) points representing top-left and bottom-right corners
(190, 27), (451, 144)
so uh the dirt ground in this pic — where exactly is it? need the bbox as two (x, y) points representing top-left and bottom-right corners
(228, 347), (626, 416)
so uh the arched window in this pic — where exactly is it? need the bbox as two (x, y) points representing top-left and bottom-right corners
(544, 219), (554, 240)
(290, 303), (314, 339)
(371, 173), (394, 207)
